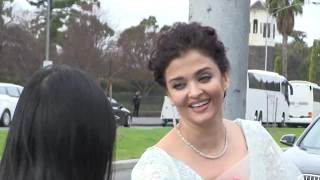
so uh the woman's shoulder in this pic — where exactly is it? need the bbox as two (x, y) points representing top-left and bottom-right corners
(233, 120), (304, 179)
(134, 146), (172, 165)
(234, 118), (284, 155)
(131, 147), (178, 179)
(234, 119), (269, 135)
(233, 119), (275, 148)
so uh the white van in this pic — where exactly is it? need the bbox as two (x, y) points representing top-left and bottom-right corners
(0, 83), (24, 127)
(160, 96), (180, 126)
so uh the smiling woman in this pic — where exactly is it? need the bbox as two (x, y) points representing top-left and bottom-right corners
(164, 50), (228, 127)
(131, 22), (304, 180)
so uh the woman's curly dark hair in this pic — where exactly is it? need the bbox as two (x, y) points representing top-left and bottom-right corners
(149, 22), (230, 88)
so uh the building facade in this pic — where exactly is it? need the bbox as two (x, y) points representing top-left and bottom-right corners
(249, 1), (277, 71)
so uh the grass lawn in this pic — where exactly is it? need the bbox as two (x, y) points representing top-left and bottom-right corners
(0, 130), (8, 159)
(115, 128), (170, 160)
(0, 128), (171, 161)
(266, 127), (305, 148)
(0, 127), (306, 161)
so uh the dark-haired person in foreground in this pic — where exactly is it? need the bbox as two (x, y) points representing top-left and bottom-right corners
(131, 22), (303, 179)
(0, 65), (116, 180)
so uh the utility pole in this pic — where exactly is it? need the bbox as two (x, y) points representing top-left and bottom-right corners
(189, 0), (250, 120)
(43, 0), (52, 67)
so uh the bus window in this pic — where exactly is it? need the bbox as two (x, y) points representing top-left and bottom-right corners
(248, 72), (260, 89)
(282, 80), (289, 105)
(289, 83), (293, 95)
(314, 88), (320, 102)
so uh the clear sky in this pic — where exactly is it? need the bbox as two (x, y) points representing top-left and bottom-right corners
(11, 0), (320, 46)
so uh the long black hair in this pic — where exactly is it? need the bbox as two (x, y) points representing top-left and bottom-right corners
(0, 65), (116, 180)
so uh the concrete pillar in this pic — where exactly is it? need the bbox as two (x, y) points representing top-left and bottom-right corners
(189, 0), (250, 120)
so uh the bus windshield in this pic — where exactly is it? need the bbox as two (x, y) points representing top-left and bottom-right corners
(282, 80), (289, 106)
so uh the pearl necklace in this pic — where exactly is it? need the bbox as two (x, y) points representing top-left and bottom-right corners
(176, 125), (228, 159)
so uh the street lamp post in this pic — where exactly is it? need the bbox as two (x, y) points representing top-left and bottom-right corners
(264, 2), (319, 71)
(43, 0), (52, 67)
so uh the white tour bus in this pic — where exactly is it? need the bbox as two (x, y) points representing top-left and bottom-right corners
(160, 69), (293, 127)
(245, 70), (293, 127)
(286, 80), (320, 127)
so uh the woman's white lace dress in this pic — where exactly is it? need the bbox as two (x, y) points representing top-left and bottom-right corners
(131, 119), (303, 180)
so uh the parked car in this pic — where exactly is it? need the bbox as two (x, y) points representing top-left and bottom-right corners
(280, 115), (320, 179)
(0, 83), (24, 127)
(108, 97), (132, 127)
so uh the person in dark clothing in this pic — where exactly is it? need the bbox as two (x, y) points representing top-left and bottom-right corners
(132, 91), (141, 117)
(0, 65), (116, 180)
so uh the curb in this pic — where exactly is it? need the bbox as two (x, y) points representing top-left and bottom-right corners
(113, 148), (290, 171)
(113, 159), (139, 171)
(131, 124), (162, 127)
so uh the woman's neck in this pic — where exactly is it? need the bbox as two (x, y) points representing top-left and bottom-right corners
(176, 115), (227, 156)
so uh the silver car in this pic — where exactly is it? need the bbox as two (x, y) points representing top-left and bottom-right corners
(280, 115), (320, 179)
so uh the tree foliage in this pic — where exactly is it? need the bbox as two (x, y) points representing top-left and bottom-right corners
(117, 16), (167, 95)
(309, 40), (320, 83)
(0, 8), (172, 94)
(0, 0), (14, 56)
(265, 0), (304, 78)
(56, 12), (114, 79)
(274, 56), (282, 75)
(27, 0), (101, 43)
(274, 30), (311, 81)
(159, 24), (171, 32)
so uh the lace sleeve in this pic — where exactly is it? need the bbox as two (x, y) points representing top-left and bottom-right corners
(253, 123), (304, 180)
(131, 148), (178, 180)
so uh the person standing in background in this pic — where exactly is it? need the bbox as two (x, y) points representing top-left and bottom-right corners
(132, 91), (141, 117)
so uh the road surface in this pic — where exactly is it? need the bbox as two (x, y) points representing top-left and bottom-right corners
(120, 116), (174, 128)
(0, 116), (168, 131)
(114, 169), (132, 180)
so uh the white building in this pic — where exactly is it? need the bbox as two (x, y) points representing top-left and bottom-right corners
(249, 0), (277, 71)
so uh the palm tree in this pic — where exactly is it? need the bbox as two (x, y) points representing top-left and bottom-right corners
(265, 0), (304, 78)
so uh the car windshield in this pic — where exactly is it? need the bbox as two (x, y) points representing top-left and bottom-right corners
(107, 97), (120, 107)
(300, 118), (320, 153)
(0, 86), (6, 95)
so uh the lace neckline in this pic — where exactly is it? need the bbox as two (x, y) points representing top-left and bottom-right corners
(149, 119), (251, 179)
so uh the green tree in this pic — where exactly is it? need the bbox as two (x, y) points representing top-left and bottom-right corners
(266, 0), (304, 78)
(291, 30), (307, 43)
(160, 25), (171, 32)
(274, 56), (282, 75)
(309, 40), (320, 83)
(27, 0), (104, 65)
(274, 30), (311, 80)
(0, 0), (14, 56)
(56, 12), (114, 79)
(309, 41), (317, 83)
(27, 0), (101, 43)
(287, 30), (310, 80)
(117, 16), (169, 95)
(300, 54), (310, 81)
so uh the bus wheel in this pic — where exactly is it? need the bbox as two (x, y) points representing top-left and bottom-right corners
(278, 113), (286, 128)
(258, 112), (262, 125)
(254, 111), (258, 121)
(162, 119), (168, 127)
